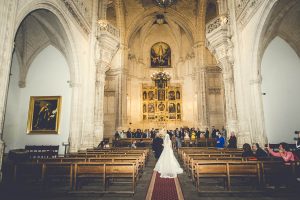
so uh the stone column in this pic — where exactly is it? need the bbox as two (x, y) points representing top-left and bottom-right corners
(206, 15), (239, 137)
(220, 60), (238, 135)
(93, 20), (119, 146)
(0, 0), (18, 182)
(94, 64), (107, 146)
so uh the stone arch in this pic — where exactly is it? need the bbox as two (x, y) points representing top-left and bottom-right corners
(14, 1), (80, 86)
(254, 0), (299, 78)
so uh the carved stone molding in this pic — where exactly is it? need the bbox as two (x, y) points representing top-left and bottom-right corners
(63, 0), (91, 34)
(208, 88), (221, 95)
(206, 15), (229, 34)
(235, 0), (264, 28)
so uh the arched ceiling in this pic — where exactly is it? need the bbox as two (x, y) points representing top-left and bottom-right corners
(259, 0), (300, 62)
(15, 9), (72, 87)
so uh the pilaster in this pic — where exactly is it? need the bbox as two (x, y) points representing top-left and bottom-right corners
(206, 15), (239, 137)
(93, 20), (119, 146)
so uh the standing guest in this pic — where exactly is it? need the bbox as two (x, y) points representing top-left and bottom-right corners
(205, 128), (209, 138)
(227, 131), (237, 148)
(114, 131), (120, 140)
(132, 129), (137, 138)
(211, 126), (217, 138)
(119, 130), (125, 139)
(136, 129), (142, 138)
(150, 128), (156, 139)
(252, 143), (268, 159)
(242, 143), (255, 158)
(216, 132), (225, 148)
(127, 128), (132, 138)
(152, 134), (164, 159)
(196, 128), (201, 139)
(221, 126), (227, 144)
(175, 128), (182, 148)
(267, 142), (295, 162)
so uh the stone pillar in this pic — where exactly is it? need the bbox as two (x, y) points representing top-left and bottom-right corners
(196, 64), (208, 129)
(94, 64), (107, 146)
(0, 0), (18, 182)
(220, 60), (238, 135)
(206, 15), (239, 138)
(68, 82), (82, 153)
(93, 20), (119, 146)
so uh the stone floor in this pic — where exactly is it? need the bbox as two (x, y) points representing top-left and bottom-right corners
(0, 151), (299, 200)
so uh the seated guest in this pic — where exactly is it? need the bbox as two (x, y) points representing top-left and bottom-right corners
(267, 142), (295, 162)
(242, 143), (255, 158)
(216, 132), (225, 148)
(137, 139), (145, 147)
(252, 143), (268, 159)
(97, 140), (105, 149)
(227, 131), (237, 148)
(103, 141), (110, 149)
(131, 140), (137, 149)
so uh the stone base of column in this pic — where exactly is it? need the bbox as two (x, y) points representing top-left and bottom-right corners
(0, 139), (5, 182)
(94, 124), (104, 147)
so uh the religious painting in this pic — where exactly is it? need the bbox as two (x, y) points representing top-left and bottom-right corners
(169, 103), (176, 113)
(143, 91), (147, 100)
(148, 91), (154, 100)
(158, 89), (165, 101)
(27, 96), (62, 134)
(158, 102), (165, 111)
(176, 91), (180, 99)
(148, 103), (155, 113)
(168, 91), (175, 100)
(169, 114), (176, 120)
(150, 42), (171, 68)
(177, 103), (181, 113)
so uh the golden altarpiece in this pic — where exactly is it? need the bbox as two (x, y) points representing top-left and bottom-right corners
(142, 71), (182, 123)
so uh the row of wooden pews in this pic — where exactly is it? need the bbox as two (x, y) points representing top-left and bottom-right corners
(178, 147), (300, 192)
(12, 148), (149, 194)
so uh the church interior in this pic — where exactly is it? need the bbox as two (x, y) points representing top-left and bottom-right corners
(0, 0), (300, 199)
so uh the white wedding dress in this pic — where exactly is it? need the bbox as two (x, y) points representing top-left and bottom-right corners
(154, 134), (183, 178)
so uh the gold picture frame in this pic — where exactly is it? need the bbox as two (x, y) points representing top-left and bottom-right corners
(26, 96), (62, 134)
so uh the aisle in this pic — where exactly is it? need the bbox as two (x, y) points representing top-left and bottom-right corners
(145, 171), (184, 200)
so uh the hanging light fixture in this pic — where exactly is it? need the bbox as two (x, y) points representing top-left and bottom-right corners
(153, 0), (177, 8)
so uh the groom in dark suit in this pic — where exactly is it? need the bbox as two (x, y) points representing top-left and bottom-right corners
(152, 134), (163, 159)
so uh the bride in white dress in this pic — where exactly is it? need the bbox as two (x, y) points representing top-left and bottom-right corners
(154, 132), (183, 178)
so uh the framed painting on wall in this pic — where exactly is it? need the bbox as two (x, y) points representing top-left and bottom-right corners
(26, 96), (62, 134)
(150, 42), (171, 68)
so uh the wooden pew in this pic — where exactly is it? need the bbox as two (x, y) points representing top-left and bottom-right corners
(73, 162), (136, 194)
(194, 161), (261, 192)
(42, 162), (73, 189)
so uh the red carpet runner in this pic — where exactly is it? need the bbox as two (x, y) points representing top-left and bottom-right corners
(146, 172), (184, 200)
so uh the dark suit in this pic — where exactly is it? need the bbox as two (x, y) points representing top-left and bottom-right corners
(152, 137), (163, 159)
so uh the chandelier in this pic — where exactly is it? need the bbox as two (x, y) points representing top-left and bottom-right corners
(153, 0), (177, 8)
